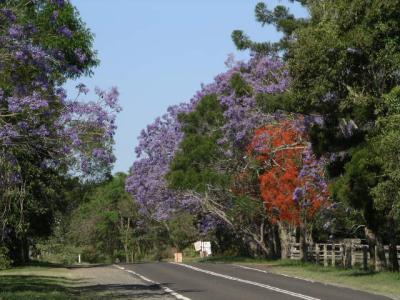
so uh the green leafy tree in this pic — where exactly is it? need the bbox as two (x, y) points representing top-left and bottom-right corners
(168, 94), (229, 192)
(235, 1), (400, 269)
(288, 0), (400, 270)
(68, 173), (135, 263)
(168, 95), (276, 257)
(0, 0), (100, 264)
(166, 213), (198, 252)
(232, 1), (307, 55)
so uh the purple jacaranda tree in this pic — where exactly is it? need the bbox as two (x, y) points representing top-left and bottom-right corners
(0, 1), (120, 255)
(0, 1), (119, 188)
(126, 54), (290, 221)
(126, 103), (197, 220)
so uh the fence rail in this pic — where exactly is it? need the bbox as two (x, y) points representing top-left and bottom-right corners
(290, 243), (400, 269)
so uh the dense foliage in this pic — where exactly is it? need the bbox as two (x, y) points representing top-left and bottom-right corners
(126, 55), (289, 222)
(0, 0), (120, 266)
(233, 0), (400, 270)
(127, 52), (329, 258)
(1, 0), (399, 272)
(247, 118), (328, 226)
(126, 0), (400, 269)
(41, 173), (200, 264)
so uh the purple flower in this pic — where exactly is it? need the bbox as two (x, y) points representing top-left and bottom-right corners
(74, 48), (87, 64)
(51, 11), (59, 23)
(25, 23), (37, 34)
(9, 24), (23, 38)
(103, 87), (121, 111)
(29, 46), (46, 60)
(33, 125), (50, 137)
(1, 9), (17, 22)
(58, 25), (73, 38)
(0, 124), (19, 145)
(293, 187), (304, 203)
(17, 121), (29, 130)
(51, 0), (65, 7)
(15, 50), (26, 60)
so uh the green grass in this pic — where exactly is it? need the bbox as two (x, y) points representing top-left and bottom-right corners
(194, 256), (400, 299)
(265, 261), (400, 299)
(0, 265), (89, 300)
(195, 255), (274, 264)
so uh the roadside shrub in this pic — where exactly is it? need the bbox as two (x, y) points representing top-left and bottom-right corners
(36, 242), (81, 265)
(0, 246), (11, 270)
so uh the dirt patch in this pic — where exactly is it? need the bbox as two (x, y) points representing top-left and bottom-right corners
(71, 266), (175, 299)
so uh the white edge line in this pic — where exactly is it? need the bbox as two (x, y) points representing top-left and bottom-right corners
(234, 264), (315, 283)
(171, 263), (320, 300)
(235, 264), (398, 300)
(113, 264), (191, 300)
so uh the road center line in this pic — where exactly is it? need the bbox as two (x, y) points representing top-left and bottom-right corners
(113, 264), (191, 300)
(171, 263), (320, 300)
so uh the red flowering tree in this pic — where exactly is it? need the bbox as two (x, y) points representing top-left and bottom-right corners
(247, 116), (329, 260)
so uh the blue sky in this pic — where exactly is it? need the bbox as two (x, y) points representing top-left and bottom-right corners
(66, 0), (308, 173)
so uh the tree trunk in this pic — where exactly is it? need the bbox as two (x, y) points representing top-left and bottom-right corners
(278, 222), (292, 259)
(272, 224), (281, 259)
(365, 227), (387, 271)
(16, 237), (29, 265)
(299, 225), (308, 262)
(255, 238), (271, 258)
(125, 218), (131, 263)
(124, 244), (129, 263)
(120, 216), (131, 263)
(388, 219), (399, 272)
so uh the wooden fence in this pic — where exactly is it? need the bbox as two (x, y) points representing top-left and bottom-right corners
(290, 243), (400, 269)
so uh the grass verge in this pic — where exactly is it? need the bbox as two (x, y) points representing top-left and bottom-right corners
(0, 264), (88, 300)
(194, 256), (400, 299)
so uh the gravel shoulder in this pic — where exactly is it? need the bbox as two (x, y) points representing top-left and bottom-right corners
(0, 264), (175, 299)
(70, 265), (175, 299)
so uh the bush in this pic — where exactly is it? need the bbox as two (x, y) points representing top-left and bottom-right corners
(0, 246), (11, 270)
(36, 242), (81, 265)
(183, 245), (198, 258)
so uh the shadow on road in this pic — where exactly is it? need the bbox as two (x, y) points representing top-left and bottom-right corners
(0, 273), (199, 299)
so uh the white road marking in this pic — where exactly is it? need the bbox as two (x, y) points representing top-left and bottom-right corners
(171, 263), (320, 300)
(113, 265), (191, 300)
(234, 264), (315, 283)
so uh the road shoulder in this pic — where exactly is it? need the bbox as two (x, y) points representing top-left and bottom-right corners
(0, 264), (175, 299)
(237, 262), (400, 300)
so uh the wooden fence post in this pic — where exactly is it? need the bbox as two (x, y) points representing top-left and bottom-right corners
(324, 244), (328, 267)
(351, 243), (356, 267)
(397, 246), (400, 268)
(362, 246), (368, 270)
(332, 244), (336, 267)
(374, 245), (381, 271)
(340, 244), (344, 265)
(315, 243), (320, 264)
(340, 244), (345, 267)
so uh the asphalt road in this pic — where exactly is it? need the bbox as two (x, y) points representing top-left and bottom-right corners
(119, 262), (392, 300)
